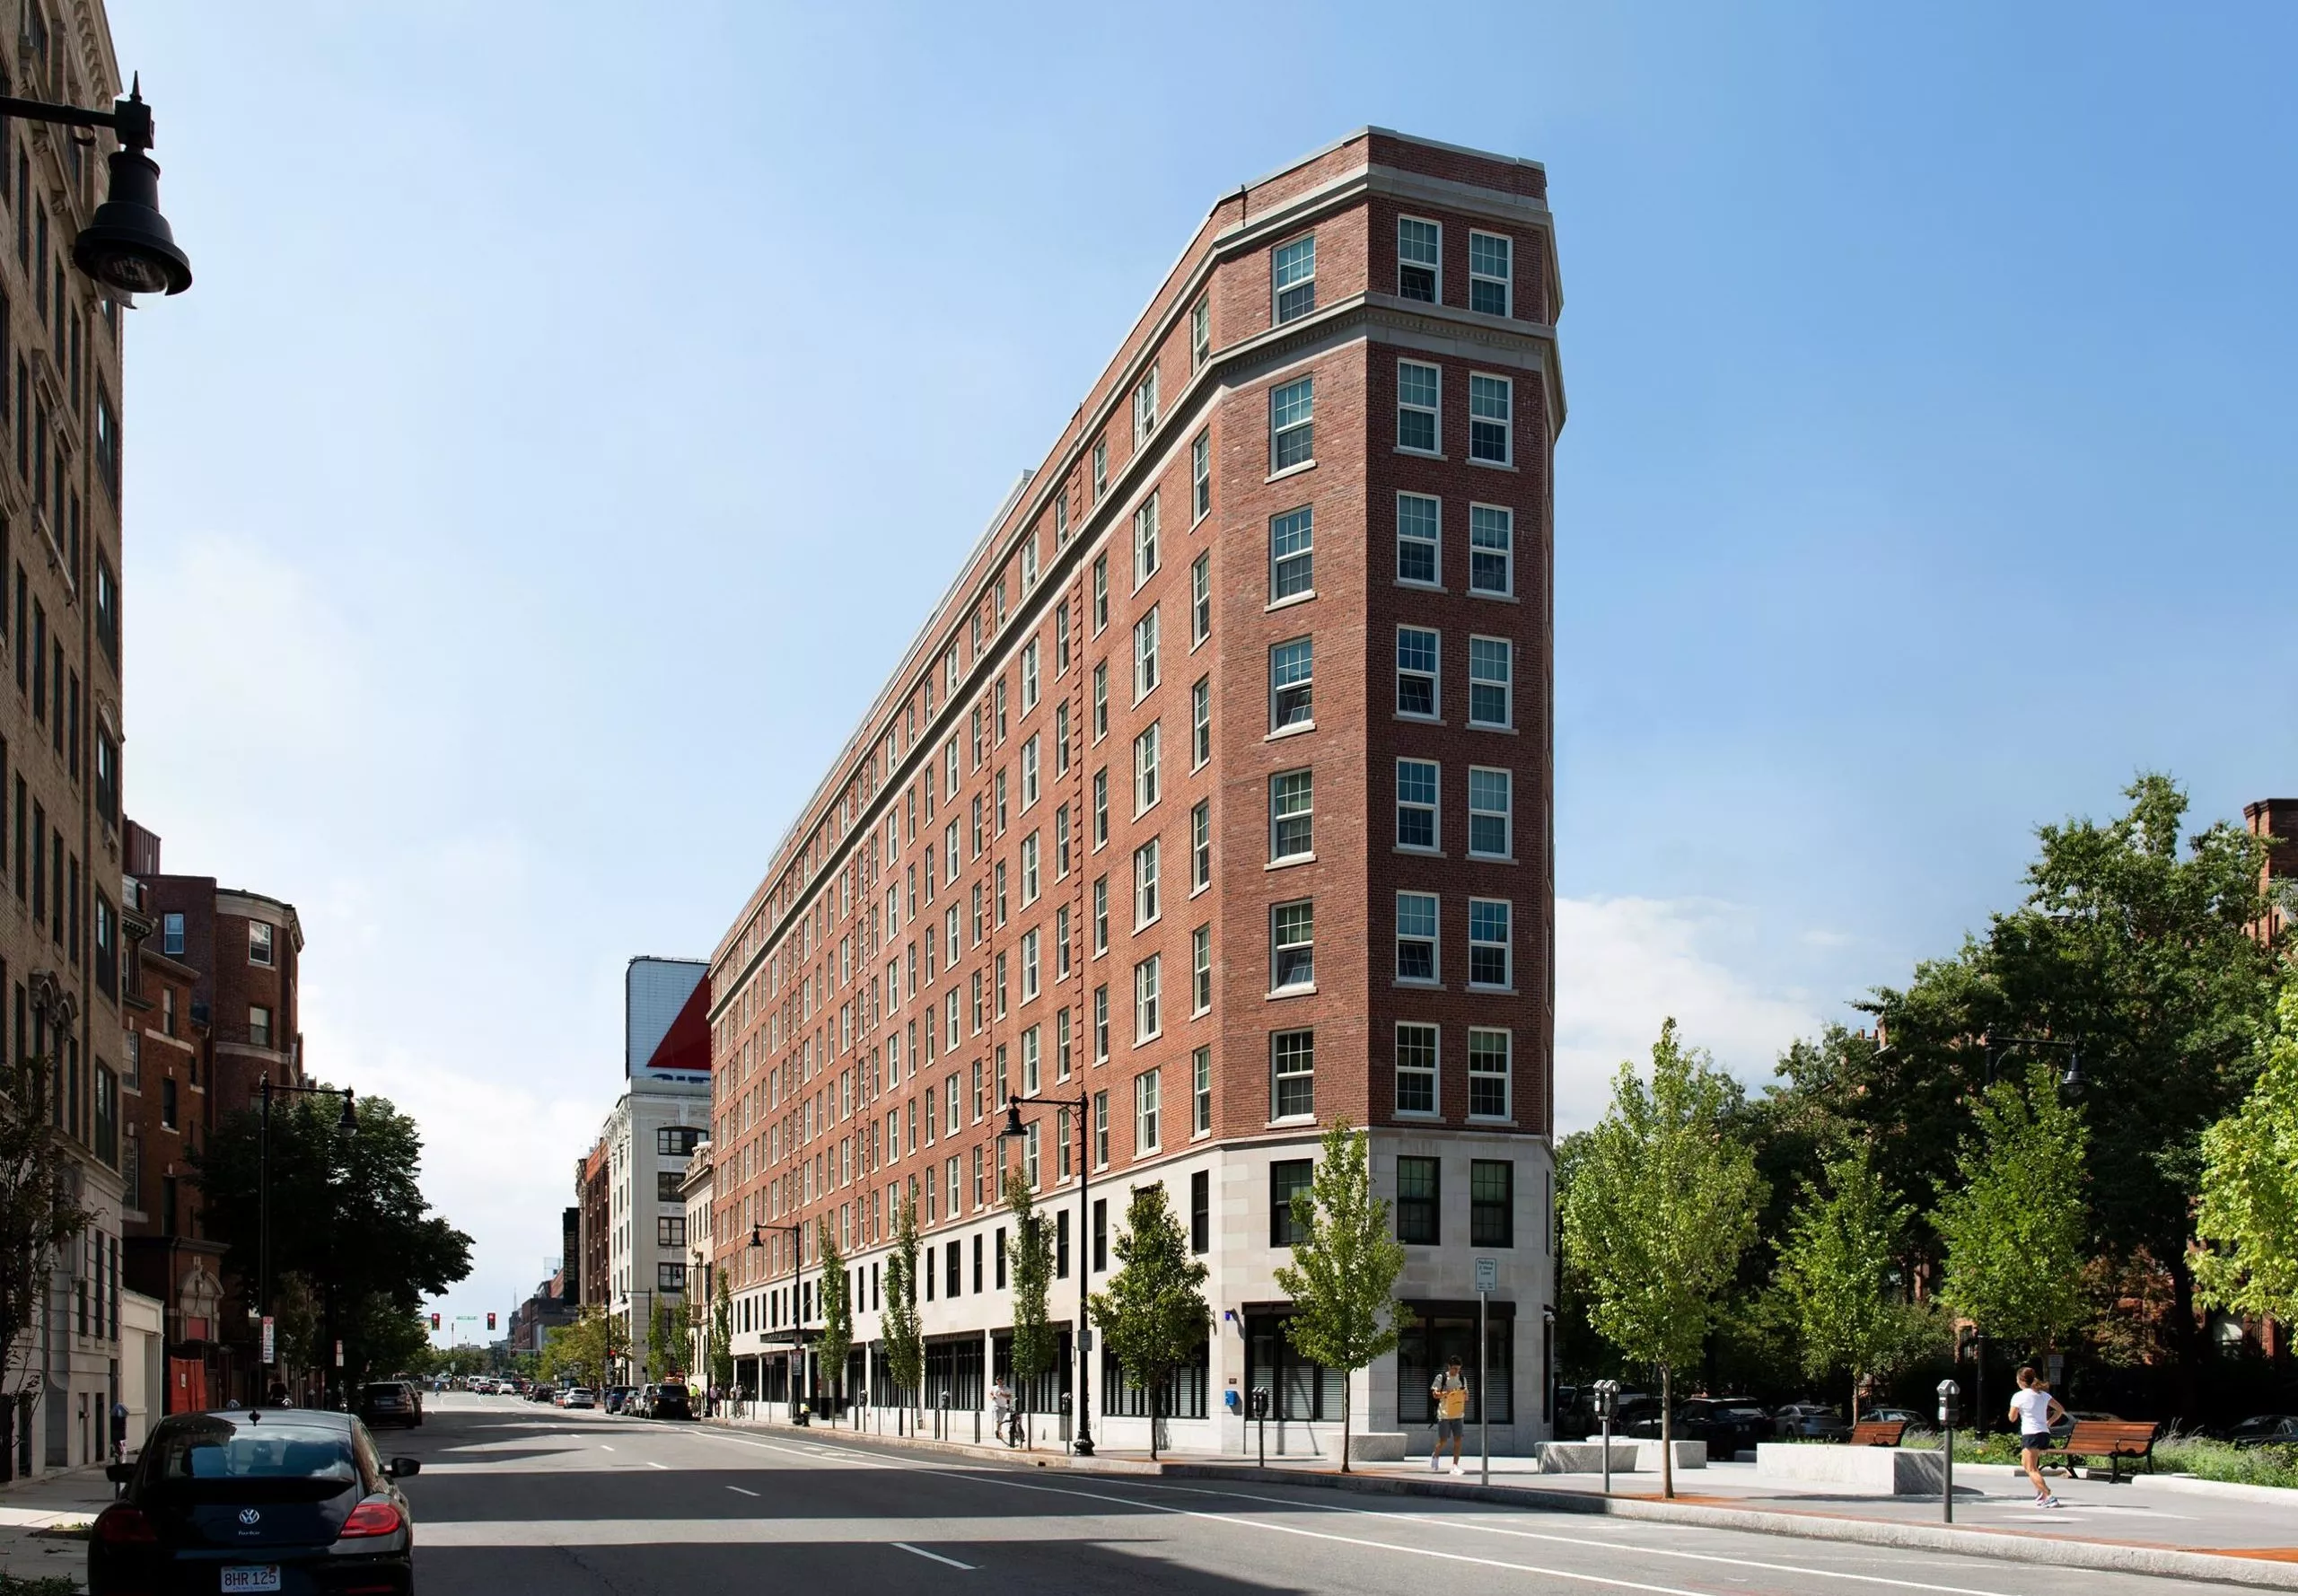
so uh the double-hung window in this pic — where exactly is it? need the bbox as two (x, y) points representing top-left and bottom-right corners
(1399, 216), (1440, 302)
(1398, 360), (1440, 453)
(1396, 891), (1438, 982)
(1022, 928), (1040, 1001)
(1134, 493), (1161, 585)
(1270, 637), (1312, 730)
(1469, 373), (1512, 465)
(1396, 1153), (1439, 1242)
(1092, 768), (1109, 846)
(1092, 554), (1109, 632)
(1469, 1029), (1512, 1119)
(1191, 677), (1211, 766)
(1134, 723), (1162, 811)
(1092, 662), (1108, 739)
(1133, 367), (1159, 446)
(1273, 233), (1315, 323)
(1190, 297), (1211, 368)
(1271, 1030), (1314, 1119)
(1470, 1160), (1513, 1247)
(1469, 767), (1512, 858)
(1021, 830), (1041, 903)
(1190, 800), (1211, 890)
(1021, 735), (1040, 808)
(1469, 231), (1513, 317)
(1397, 627), (1439, 718)
(1469, 637), (1513, 728)
(1192, 926), (1212, 1014)
(1133, 838), (1160, 927)
(1192, 431), (1211, 521)
(1133, 607), (1161, 699)
(1057, 602), (1071, 673)
(1092, 876), (1109, 952)
(1396, 1022), (1438, 1114)
(1270, 506), (1313, 599)
(1469, 899), (1512, 988)
(1271, 900), (1314, 992)
(1398, 492), (1440, 586)
(1022, 639), (1039, 709)
(1397, 759), (1439, 850)
(1190, 552), (1211, 645)
(1270, 377), (1313, 470)
(1056, 701), (1071, 774)
(1192, 1046), (1213, 1134)
(1135, 1067), (1162, 1153)
(1135, 956), (1162, 1042)
(1270, 771), (1312, 861)
(1092, 436), (1109, 498)
(1022, 530), (1039, 590)
(1094, 986), (1110, 1060)
(1469, 504), (1513, 595)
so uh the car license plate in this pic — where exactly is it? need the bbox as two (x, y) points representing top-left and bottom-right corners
(222, 1566), (282, 1592)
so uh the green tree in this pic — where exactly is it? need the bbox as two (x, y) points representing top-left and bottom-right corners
(710, 1269), (735, 1393)
(1561, 1020), (1764, 1498)
(1775, 1144), (1924, 1420)
(666, 1293), (693, 1380)
(2193, 985), (2298, 1324)
(540, 1304), (627, 1392)
(1089, 1182), (1209, 1460)
(818, 1218), (852, 1418)
(1933, 1063), (2089, 1381)
(883, 1194), (924, 1421)
(646, 1295), (671, 1382)
(1004, 1167), (1056, 1446)
(1272, 1121), (1405, 1474)
(0, 1055), (89, 1456)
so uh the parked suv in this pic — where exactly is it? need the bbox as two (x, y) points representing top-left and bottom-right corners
(651, 1381), (694, 1420)
(1631, 1399), (1770, 1458)
(357, 1381), (423, 1430)
(1774, 1403), (1850, 1440)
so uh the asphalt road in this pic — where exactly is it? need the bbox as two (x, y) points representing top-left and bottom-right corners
(385, 1393), (2239, 1595)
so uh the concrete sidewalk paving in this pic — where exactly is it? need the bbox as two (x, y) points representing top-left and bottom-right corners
(0, 1464), (113, 1589)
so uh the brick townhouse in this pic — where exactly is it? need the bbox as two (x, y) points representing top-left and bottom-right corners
(706, 129), (1564, 1456)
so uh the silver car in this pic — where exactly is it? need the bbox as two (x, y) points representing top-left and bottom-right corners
(1775, 1402), (1850, 1440)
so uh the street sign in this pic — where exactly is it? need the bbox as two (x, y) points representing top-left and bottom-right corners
(260, 1316), (275, 1363)
(1475, 1257), (1498, 1293)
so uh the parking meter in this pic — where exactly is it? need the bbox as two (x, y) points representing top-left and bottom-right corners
(1592, 1380), (1621, 1495)
(1250, 1387), (1270, 1467)
(1936, 1380), (1961, 1522)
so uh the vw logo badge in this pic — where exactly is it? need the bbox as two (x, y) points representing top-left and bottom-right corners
(238, 1507), (261, 1526)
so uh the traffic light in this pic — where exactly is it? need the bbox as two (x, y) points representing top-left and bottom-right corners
(430, 1313), (441, 1330)
(487, 1311), (496, 1331)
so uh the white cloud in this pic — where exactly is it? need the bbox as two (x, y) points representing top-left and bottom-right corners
(1556, 895), (1824, 1134)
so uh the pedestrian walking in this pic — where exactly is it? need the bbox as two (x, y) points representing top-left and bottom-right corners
(991, 1377), (1015, 1446)
(110, 1400), (128, 1464)
(2009, 1366), (2067, 1507)
(1430, 1356), (1469, 1476)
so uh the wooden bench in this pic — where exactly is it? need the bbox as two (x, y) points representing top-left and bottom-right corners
(1847, 1420), (1908, 1447)
(2053, 1419), (2160, 1483)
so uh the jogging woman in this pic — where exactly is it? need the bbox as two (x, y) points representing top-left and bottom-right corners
(2009, 1366), (2067, 1508)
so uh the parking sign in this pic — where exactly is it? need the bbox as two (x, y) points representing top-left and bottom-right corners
(1475, 1257), (1498, 1293)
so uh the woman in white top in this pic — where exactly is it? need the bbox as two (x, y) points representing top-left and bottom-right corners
(2009, 1366), (2067, 1507)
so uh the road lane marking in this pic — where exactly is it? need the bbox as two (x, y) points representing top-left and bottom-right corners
(727, 1486), (759, 1497)
(645, 1461), (669, 1469)
(891, 1543), (976, 1570)
(598, 1445), (615, 1452)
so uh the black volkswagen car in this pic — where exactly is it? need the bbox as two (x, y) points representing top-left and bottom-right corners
(92, 1407), (419, 1595)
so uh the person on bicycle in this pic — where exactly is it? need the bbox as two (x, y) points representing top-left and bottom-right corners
(991, 1377), (1015, 1445)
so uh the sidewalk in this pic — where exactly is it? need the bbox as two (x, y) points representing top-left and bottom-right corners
(701, 1408), (2298, 1591)
(0, 1464), (113, 1589)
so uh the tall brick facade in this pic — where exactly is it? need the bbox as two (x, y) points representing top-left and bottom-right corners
(706, 130), (1562, 1454)
(2246, 797), (2297, 945)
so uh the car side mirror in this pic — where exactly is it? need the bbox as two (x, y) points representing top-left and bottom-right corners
(388, 1458), (421, 1478)
(104, 1461), (136, 1485)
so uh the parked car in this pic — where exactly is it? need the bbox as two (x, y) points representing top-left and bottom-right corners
(1859, 1407), (1925, 1426)
(2050, 1408), (2120, 1443)
(1775, 1403), (1850, 1440)
(2227, 1414), (2298, 1448)
(356, 1381), (422, 1431)
(627, 1386), (656, 1418)
(650, 1382), (694, 1421)
(561, 1388), (597, 1410)
(91, 1407), (419, 1596)
(1627, 1399), (1770, 1457)
(529, 1384), (557, 1404)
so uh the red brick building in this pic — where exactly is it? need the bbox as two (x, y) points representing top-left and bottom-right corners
(2246, 797), (2296, 945)
(706, 130), (1562, 1455)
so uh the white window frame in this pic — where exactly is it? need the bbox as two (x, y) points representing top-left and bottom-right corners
(1134, 722), (1162, 814)
(1397, 359), (1441, 455)
(1468, 1027), (1512, 1120)
(1469, 898), (1513, 991)
(1397, 625), (1440, 721)
(1135, 955), (1162, 1044)
(1398, 215), (1441, 302)
(1191, 925), (1212, 1015)
(1021, 830), (1041, 904)
(1022, 528), (1039, 591)
(1136, 1066), (1162, 1153)
(1269, 636), (1313, 731)
(1190, 799), (1212, 890)
(1469, 229), (1513, 318)
(1133, 606), (1161, 700)
(1270, 899), (1314, 994)
(1469, 636), (1513, 729)
(1468, 767), (1513, 860)
(1395, 890), (1439, 984)
(1133, 366), (1159, 447)
(1395, 1020), (1439, 1116)
(1092, 662), (1108, 741)
(1134, 837), (1161, 929)
(1092, 436), (1108, 499)
(1192, 1046), (1213, 1135)
(1273, 232), (1316, 323)
(1469, 372), (1513, 466)
(1133, 493), (1161, 588)
(1092, 554), (1109, 633)
(1269, 376), (1313, 472)
(1396, 758), (1440, 852)
(1022, 638), (1040, 708)
(1469, 503), (1513, 597)
(1270, 1030), (1315, 1121)
(1269, 505), (1313, 601)
(1397, 491), (1441, 588)
(1190, 296), (1210, 369)
(1269, 770), (1312, 862)
(1191, 552), (1211, 645)
(1191, 676), (1211, 768)
(1191, 430), (1211, 522)
(1021, 735), (1040, 809)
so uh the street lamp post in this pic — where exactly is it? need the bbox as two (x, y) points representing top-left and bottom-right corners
(1000, 1092), (1094, 1457)
(256, 1075), (356, 1404)
(1981, 1035), (2084, 1095)
(750, 1222), (805, 1423)
(0, 77), (191, 294)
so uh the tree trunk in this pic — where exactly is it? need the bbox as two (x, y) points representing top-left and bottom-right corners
(2166, 1246), (2201, 1426)
(1660, 1364), (1674, 1500)
(1340, 1369), (1353, 1473)
(1851, 1371), (1860, 1428)
(1151, 1381), (1161, 1462)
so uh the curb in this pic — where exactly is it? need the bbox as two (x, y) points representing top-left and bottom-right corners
(701, 1416), (1166, 1474)
(1157, 1463), (2298, 1592)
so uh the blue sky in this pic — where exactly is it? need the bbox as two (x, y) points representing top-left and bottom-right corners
(107, 3), (2298, 1334)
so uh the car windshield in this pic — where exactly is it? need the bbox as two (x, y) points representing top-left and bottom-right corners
(146, 1420), (358, 1500)
(363, 1385), (402, 1399)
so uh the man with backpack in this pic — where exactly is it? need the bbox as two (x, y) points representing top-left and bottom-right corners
(1430, 1356), (1469, 1475)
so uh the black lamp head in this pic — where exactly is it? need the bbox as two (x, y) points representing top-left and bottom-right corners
(338, 1091), (357, 1131)
(75, 145), (190, 296)
(748, 1225), (764, 1250)
(1000, 1095), (1026, 1139)
(2059, 1052), (2084, 1098)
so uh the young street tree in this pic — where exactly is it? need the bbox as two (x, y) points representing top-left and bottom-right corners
(0, 1056), (88, 1462)
(1774, 1144), (1924, 1422)
(1272, 1120), (1405, 1474)
(710, 1269), (736, 1399)
(1004, 1167), (1057, 1448)
(882, 1194), (924, 1425)
(542, 1304), (627, 1393)
(817, 1218), (853, 1419)
(2194, 987), (2298, 1324)
(1090, 1182), (1209, 1460)
(646, 1296), (671, 1382)
(1562, 1020), (1764, 1499)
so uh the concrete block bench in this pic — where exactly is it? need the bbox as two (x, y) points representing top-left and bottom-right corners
(1755, 1442), (1945, 1495)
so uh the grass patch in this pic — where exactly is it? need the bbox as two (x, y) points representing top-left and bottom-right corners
(0, 1572), (83, 1595)
(1899, 1427), (2298, 1486)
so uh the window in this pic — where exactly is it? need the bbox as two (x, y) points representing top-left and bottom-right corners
(1022, 639), (1040, 709)
(1134, 494), (1160, 587)
(1270, 1158), (1313, 1246)
(1021, 738), (1040, 809)
(162, 912), (184, 957)
(1056, 803), (1072, 875)
(94, 556), (118, 664)
(1269, 377), (1313, 471)
(658, 1263), (687, 1293)
(1277, 504), (1314, 597)
(1469, 899), (1512, 988)
(1469, 767), (1512, 858)
(1269, 770), (1312, 861)
(1133, 838), (1160, 926)
(658, 1216), (688, 1249)
(248, 1005), (272, 1048)
(1397, 360), (1439, 453)
(1397, 627), (1439, 718)
(1387, 890), (1442, 987)
(1190, 296), (1211, 368)
(1190, 553), (1211, 644)
(1469, 637), (1513, 728)
(1469, 504), (1513, 595)
(1269, 637), (1312, 730)
(1270, 901), (1313, 992)
(1398, 216), (1440, 302)
(1471, 1159), (1513, 1246)
(1021, 833), (1040, 904)
(1191, 1167), (1210, 1250)
(1133, 367), (1159, 446)
(1273, 233), (1315, 322)
(1057, 904), (1072, 978)
(1192, 925), (1212, 1014)
(1469, 373), (1512, 465)
(1192, 1047), (1212, 1135)
(657, 1171), (683, 1203)
(1397, 759), (1439, 849)
(1022, 530), (1039, 590)
(658, 1127), (705, 1158)
(1022, 1026), (1042, 1093)
(1469, 231), (1513, 317)
(1133, 608), (1160, 698)
(1092, 435), (1108, 499)
(1093, 876), (1108, 952)
(1190, 677), (1211, 767)
(1056, 602), (1071, 673)
(1092, 768), (1108, 844)
(248, 922), (274, 967)
(1397, 1154), (1440, 1243)
(1134, 956), (1161, 1041)
(1191, 431), (1211, 521)
(1092, 554), (1109, 632)
(1133, 723), (1161, 811)
(1396, 493), (1441, 587)
(1469, 1029), (1511, 1119)
(1190, 800), (1211, 890)
(1056, 702), (1071, 775)
(1397, 1022), (1438, 1114)
(1271, 1029), (1314, 1119)
(1135, 1067), (1161, 1153)
(1092, 662), (1108, 740)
